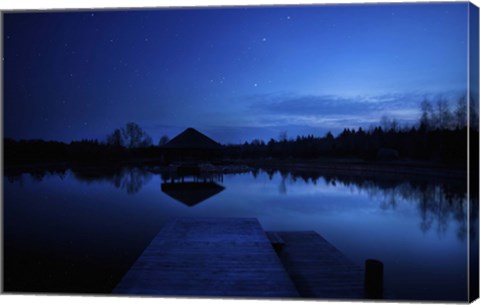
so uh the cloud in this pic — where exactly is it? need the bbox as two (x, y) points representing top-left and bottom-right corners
(249, 94), (369, 115)
(243, 91), (466, 131)
(142, 90), (467, 144)
(249, 92), (423, 115)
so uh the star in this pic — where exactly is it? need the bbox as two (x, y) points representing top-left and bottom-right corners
(253, 83), (258, 87)
(286, 16), (291, 20)
(262, 37), (267, 42)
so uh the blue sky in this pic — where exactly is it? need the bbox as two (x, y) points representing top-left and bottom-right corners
(3, 3), (470, 144)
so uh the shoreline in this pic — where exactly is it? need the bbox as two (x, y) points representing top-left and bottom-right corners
(3, 157), (470, 182)
(244, 158), (468, 181)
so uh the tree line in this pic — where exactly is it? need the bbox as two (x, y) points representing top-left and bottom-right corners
(3, 97), (479, 166)
(225, 96), (478, 165)
(225, 126), (470, 164)
(4, 122), (161, 165)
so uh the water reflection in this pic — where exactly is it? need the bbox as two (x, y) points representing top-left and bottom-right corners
(160, 173), (225, 206)
(66, 167), (151, 194)
(5, 166), (67, 183)
(3, 164), (475, 299)
(161, 182), (225, 206)
(71, 167), (152, 194)
(253, 168), (470, 242)
(4, 165), (472, 241)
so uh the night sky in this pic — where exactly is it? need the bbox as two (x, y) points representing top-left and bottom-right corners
(3, 3), (469, 144)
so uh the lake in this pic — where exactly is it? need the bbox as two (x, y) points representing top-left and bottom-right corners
(3, 165), (476, 301)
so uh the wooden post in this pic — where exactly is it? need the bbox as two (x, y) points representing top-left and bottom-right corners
(364, 259), (383, 299)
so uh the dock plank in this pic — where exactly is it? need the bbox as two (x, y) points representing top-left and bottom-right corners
(113, 218), (299, 297)
(269, 231), (364, 299)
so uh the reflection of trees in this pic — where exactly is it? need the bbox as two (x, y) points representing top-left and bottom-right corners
(254, 167), (471, 241)
(350, 180), (467, 241)
(72, 167), (152, 194)
(415, 184), (467, 240)
(115, 168), (152, 194)
(251, 168), (260, 179)
(470, 198), (479, 242)
(4, 166), (144, 193)
(5, 166), (67, 184)
(265, 169), (276, 180)
(279, 172), (288, 195)
(6, 174), (23, 184)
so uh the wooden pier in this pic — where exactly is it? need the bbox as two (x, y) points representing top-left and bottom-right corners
(267, 231), (365, 299)
(114, 218), (365, 299)
(113, 218), (299, 297)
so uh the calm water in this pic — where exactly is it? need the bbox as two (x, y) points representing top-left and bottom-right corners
(3, 166), (476, 301)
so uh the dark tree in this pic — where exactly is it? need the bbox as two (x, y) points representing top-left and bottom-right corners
(123, 122), (152, 148)
(435, 99), (453, 130)
(106, 128), (123, 147)
(106, 122), (152, 149)
(454, 96), (467, 129)
(158, 135), (170, 146)
(419, 99), (433, 131)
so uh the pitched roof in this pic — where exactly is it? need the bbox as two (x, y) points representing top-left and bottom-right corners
(163, 128), (222, 149)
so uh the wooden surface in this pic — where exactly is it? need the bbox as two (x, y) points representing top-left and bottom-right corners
(268, 231), (364, 299)
(113, 218), (299, 297)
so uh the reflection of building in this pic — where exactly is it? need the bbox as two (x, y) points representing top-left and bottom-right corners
(161, 173), (225, 206)
(161, 180), (225, 206)
(163, 127), (222, 161)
